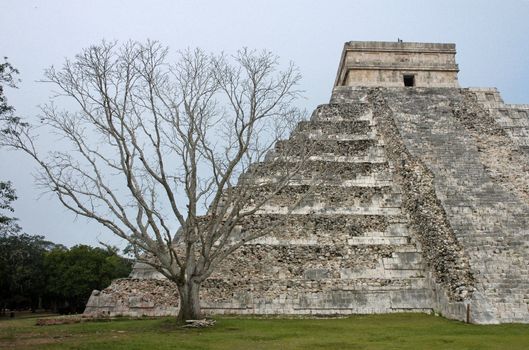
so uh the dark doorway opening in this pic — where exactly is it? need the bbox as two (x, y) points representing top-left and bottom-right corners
(403, 75), (415, 87)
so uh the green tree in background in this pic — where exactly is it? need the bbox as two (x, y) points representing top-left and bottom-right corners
(0, 181), (21, 235)
(0, 234), (56, 313)
(44, 245), (132, 313)
(1, 238), (132, 314)
(0, 59), (22, 235)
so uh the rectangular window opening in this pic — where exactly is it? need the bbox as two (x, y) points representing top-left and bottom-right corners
(403, 75), (415, 87)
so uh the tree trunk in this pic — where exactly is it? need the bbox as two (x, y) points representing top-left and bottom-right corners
(176, 280), (202, 323)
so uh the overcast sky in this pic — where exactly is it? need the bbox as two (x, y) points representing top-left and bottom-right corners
(1, 0), (528, 249)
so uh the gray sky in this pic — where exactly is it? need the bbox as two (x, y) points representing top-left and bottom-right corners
(1, 0), (528, 249)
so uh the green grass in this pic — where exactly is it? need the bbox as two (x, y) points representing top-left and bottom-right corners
(1, 313), (529, 349)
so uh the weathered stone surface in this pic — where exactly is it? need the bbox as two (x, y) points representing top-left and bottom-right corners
(85, 41), (529, 324)
(367, 87), (529, 323)
(84, 278), (179, 317)
(334, 41), (459, 88)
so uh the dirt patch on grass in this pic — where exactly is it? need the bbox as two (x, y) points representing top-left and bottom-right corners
(0, 335), (60, 349)
(36, 316), (83, 326)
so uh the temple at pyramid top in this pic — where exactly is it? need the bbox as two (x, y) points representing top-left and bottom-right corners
(334, 41), (459, 88)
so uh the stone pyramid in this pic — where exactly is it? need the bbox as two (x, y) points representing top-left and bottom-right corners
(85, 41), (529, 324)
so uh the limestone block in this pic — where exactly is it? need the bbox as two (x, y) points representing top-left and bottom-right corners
(348, 236), (409, 245)
(390, 289), (433, 309)
(303, 268), (330, 280)
(129, 296), (155, 309)
(383, 252), (423, 270)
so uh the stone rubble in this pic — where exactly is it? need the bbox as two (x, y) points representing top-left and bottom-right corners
(84, 278), (179, 317)
(182, 319), (217, 328)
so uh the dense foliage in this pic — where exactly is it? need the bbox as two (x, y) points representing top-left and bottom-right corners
(44, 245), (132, 312)
(0, 59), (22, 235)
(0, 181), (131, 314)
(0, 234), (133, 313)
(0, 234), (54, 311)
(0, 181), (21, 235)
(0, 234), (132, 314)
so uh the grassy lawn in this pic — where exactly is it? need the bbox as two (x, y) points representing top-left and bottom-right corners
(1, 313), (529, 349)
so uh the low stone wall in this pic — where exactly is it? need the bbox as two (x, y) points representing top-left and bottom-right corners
(84, 278), (179, 317)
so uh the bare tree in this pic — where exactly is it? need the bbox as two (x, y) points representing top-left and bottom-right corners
(0, 41), (310, 321)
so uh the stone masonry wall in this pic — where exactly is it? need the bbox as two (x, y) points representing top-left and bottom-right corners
(84, 278), (179, 317)
(369, 87), (529, 323)
(335, 41), (459, 88)
(456, 89), (529, 203)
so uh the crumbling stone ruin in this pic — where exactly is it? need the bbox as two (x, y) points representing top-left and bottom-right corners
(85, 41), (529, 324)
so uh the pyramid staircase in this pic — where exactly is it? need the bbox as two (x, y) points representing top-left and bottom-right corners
(199, 101), (433, 315)
(371, 87), (529, 323)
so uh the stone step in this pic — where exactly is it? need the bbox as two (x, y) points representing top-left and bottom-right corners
(241, 226), (415, 245)
(267, 153), (387, 164)
(351, 226), (410, 238)
(208, 277), (430, 291)
(202, 289), (433, 315)
(383, 252), (424, 270)
(340, 267), (426, 279)
(248, 175), (394, 188)
(347, 236), (410, 245)
(247, 185), (402, 208)
(246, 160), (390, 179)
(275, 138), (380, 157)
(295, 120), (372, 135)
(386, 223), (410, 236)
(253, 205), (402, 216)
(310, 103), (372, 122)
(485, 278), (529, 285)
(293, 130), (379, 142)
(240, 214), (398, 236)
(487, 293), (529, 301)
(307, 152), (387, 163)
(249, 236), (413, 247)
(246, 234), (415, 246)
(394, 245), (424, 253)
(481, 276), (529, 284)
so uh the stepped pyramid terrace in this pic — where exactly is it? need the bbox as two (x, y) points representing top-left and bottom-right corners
(84, 41), (529, 324)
